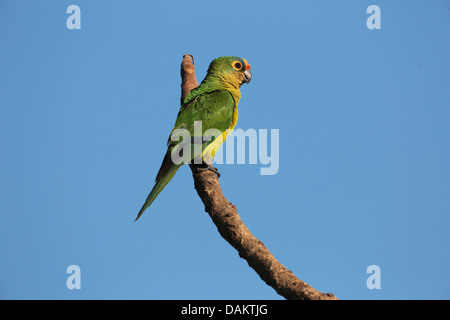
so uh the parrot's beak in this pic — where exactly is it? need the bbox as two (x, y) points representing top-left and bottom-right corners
(243, 69), (252, 84)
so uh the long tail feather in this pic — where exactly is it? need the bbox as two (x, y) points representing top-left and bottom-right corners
(135, 165), (179, 221)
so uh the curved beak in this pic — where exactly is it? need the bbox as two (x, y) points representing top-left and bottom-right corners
(243, 69), (252, 84)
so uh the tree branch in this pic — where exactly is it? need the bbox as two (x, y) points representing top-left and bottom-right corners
(181, 54), (338, 300)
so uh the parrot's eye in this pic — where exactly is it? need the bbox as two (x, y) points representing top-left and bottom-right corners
(232, 61), (242, 70)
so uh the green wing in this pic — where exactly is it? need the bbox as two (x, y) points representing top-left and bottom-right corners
(167, 89), (235, 162)
(135, 89), (235, 221)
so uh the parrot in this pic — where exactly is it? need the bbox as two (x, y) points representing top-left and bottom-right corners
(135, 56), (252, 221)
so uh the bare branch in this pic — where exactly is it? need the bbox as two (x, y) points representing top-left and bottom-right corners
(182, 55), (338, 300)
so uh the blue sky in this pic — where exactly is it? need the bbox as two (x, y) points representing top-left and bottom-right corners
(1, 0), (449, 299)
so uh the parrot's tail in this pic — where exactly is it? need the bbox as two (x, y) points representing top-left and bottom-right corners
(135, 165), (180, 221)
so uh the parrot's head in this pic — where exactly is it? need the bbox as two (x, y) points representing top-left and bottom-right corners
(205, 56), (252, 88)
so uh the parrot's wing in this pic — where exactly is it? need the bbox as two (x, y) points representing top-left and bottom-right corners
(136, 89), (235, 221)
(173, 89), (235, 140)
(154, 89), (234, 180)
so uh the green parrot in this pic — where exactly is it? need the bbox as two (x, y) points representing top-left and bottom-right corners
(135, 56), (252, 221)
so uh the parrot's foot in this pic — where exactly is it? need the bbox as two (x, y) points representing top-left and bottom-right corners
(197, 165), (221, 178)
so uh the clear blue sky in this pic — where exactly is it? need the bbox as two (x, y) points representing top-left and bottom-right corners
(1, 0), (449, 300)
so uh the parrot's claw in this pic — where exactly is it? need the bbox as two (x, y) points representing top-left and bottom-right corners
(197, 165), (221, 178)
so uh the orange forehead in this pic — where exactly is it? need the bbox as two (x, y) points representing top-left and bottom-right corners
(243, 58), (251, 70)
